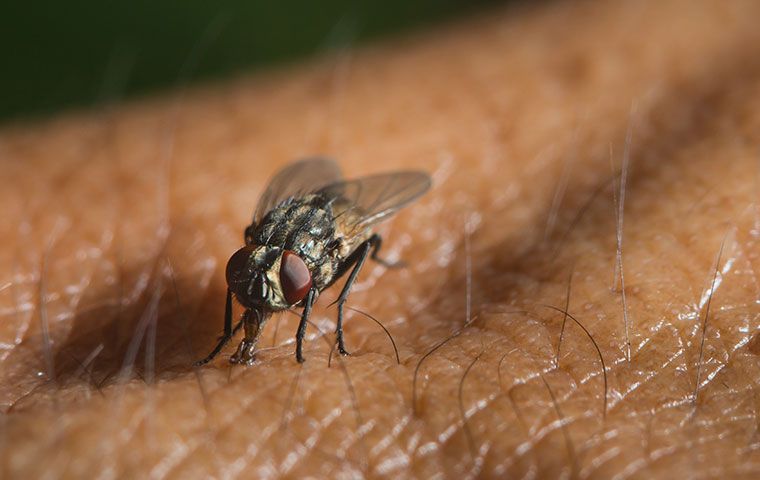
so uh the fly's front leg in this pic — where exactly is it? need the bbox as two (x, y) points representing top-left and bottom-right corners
(195, 289), (239, 366)
(295, 287), (318, 363)
(230, 309), (259, 365)
(335, 234), (382, 356)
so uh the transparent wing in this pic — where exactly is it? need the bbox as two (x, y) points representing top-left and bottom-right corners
(254, 157), (342, 222)
(318, 171), (431, 232)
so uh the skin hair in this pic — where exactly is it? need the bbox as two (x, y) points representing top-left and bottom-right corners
(3, 0), (760, 477)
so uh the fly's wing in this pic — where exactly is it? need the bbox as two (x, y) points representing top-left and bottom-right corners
(254, 157), (342, 222)
(318, 171), (431, 234)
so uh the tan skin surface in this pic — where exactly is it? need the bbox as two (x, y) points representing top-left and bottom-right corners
(3, 0), (760, 478)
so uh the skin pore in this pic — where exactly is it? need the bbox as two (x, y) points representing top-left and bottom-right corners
(3, 0), (760, 477)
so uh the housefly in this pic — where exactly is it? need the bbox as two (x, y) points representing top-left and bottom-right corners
(196, 157), (431, 365)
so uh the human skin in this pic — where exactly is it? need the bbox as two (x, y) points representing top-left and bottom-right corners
(3, 0), (760, 478)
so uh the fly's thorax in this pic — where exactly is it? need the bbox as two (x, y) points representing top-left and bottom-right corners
(252, 193), (335, 250)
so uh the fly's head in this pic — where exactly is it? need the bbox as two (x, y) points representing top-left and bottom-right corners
(226, 245), (313, 310)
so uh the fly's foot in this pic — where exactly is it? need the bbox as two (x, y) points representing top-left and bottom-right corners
(296, 345), (306, 363)
(230, 339), (257, 365)
(374, 257), (406, 269)
(336, 335), (351, 356)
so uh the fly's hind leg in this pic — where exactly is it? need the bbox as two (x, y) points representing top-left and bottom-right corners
(334, 234), (384, 356)
(368, 234), (406, 269)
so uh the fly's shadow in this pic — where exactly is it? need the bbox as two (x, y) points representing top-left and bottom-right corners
(3, 247), (220, 406)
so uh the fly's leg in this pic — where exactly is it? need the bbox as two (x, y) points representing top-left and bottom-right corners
(369, 234), (406, 269)
(195, 289), (242, 366)
(195, 318), (244, 366)
(295, 287), (318, 363)
(335, 234), (382, 356)
(230, 309), (260, 365)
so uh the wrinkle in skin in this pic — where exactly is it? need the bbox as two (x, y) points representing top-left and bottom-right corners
(3, 0), (760, 478)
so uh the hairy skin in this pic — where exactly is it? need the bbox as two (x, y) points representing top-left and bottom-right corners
(3, 0), (760, 478)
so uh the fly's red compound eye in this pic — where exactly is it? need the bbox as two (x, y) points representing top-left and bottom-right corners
(226, 246), (255, 286)
(280, 250), (312, 305)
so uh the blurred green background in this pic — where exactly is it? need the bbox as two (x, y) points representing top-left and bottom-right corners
(1, 0), (509, 124)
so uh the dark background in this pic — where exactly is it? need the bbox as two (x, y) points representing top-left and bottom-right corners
(1, 0), (509, 124)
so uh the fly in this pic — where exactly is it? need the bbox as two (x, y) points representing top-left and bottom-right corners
(195, 157), (431, 365)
